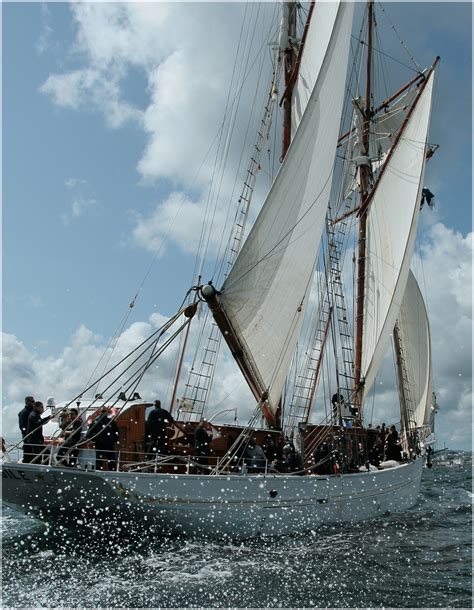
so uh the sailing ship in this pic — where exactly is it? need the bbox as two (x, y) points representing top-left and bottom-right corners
(1, 1), (440, 538)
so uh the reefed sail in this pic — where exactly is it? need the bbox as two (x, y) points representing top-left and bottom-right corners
(361, 70), (435, 398)
(219, 2), (354, 415)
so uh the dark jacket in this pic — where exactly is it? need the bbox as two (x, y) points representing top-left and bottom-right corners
(86, 413), (119, 449)
(195, 425), (211, 455)
(62, 419), (83, 448)
(18, 405), (33, 437)
(385, 430), (402, 461)
(146, 407), (174, 438)
(283, 451), (304, 474)
(262, 436), (278, 462)
(26, 410), (49, 446)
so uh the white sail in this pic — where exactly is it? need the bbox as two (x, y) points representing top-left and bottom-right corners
(220, 2), (354, 414)
(291, 1), (340, 136)
(361, 71), (435, 397)
(397, 270), (433, 430)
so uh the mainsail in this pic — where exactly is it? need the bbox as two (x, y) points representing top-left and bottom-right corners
(397, 270), (433, 431)
(361, 70), (435, 398)
(218, 2), (354, 416)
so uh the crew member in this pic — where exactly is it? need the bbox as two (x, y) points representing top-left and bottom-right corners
(18, 396), (35, 462)
(86, 406), (120, 471)
(57, 407), (83, 467)
(25, 401), (51, 463)
(145, 400), (174, 458)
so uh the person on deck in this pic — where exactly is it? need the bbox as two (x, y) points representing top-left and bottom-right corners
(244, 438), (267, 472)
(281, 444), (304, 475)
(18, 396), (35, 461)
(313, 442), (332, 475)
(145, 400), (174, 458)
(86, 406), (119, 471)
(385, 425), (402, 461)
(368, 442), (382, 467)
(25, 401), (51, 463)
(194, 418), (211, 470)
(379, 423), (387, 460)
(57, 407), (83, 467)
(262, 434), (278, 463)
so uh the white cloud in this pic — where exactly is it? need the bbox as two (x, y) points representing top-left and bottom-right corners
(1, 317), (174, 443)
(71, 2), (171, 70)
(61, 178), (100, 225)
(40, 2), (273, 256)
(41, 69), (100, 110)
(65, 178), (86, 189)
(62, 196), (99, 226)
(71, 196), (98, 219)
(414, 223), (472, 373)
(1, 301), (256, 446)
(36, 3), (53, 55)
(40, 69), (141, 128)
(130, 190), (228, 258)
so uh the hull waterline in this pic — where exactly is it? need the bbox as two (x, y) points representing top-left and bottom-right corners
(1, 459), (423, 538)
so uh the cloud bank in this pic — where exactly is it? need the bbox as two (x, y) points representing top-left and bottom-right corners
(39, 2), (276, 259)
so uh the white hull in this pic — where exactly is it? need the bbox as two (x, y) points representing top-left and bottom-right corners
(1, 459), (423, 538)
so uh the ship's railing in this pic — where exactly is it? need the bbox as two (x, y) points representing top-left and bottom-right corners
(2, 441), (320, 476)
(2, 441), (270, 473)
(2, 440), (406, 476)
(2, 441), (342, 477)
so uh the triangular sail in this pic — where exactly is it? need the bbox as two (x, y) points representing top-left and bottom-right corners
(219, 2), (354, 416)
(361, 71), (435, 398)
(397, 270), (433, 431)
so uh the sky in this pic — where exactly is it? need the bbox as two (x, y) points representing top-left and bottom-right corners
(2, 1), (472, 451)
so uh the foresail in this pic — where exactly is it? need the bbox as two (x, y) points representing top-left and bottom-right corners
(397, 270), (433, 430)
(291, 1), (340, 136)
(220, 2), (354, 415)
(361, 71), (435, 398)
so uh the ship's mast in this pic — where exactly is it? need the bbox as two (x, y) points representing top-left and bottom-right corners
(169, 277), (201, 415)
(201, 3), (318, 430)
(354, 0), (374, 409)
(281, 1), (297, 160)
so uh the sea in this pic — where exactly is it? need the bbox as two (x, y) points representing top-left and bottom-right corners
(1, 450), (472, 609)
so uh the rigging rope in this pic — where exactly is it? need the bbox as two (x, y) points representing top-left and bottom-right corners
(376, 1), (422, 74)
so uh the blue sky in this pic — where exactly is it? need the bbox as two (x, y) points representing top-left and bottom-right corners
(2, 1), (472, 450)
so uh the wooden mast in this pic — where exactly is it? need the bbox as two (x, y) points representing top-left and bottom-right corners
(169, 279), (201, 415)
(354, 0), (373, 409)
(281, 1), (297, 160)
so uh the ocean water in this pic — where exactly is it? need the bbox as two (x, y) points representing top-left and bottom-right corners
(1, 450), (472, 608)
